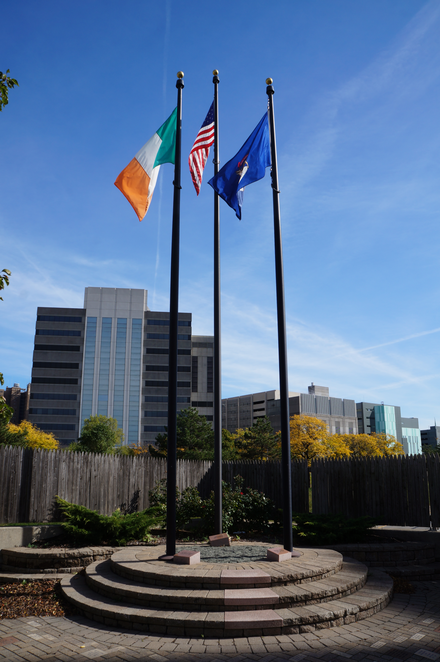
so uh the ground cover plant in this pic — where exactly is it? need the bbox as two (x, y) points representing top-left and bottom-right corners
(56, 497), (164, 546)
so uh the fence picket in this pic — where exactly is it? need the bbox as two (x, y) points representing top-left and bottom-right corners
(0, 447), (435, 527)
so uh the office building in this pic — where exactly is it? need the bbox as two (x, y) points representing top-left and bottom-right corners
(28, 288), (213, 447)
(421, 426), (440, 449)
(0, 383), (30, 424)
(222, 384), (358, 436)
(356, 402), (422, 455)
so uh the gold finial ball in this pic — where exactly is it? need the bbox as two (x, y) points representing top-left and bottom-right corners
(213, 69), (219, 76)
(177, 71), (184, 79)
(266, 77), (273, 85)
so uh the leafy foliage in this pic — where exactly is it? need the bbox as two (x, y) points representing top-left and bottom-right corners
(204, 475), (278, 533)
(114, 444), (149, 456)
(290, 415), (340, 464)
(148, 478), (202, 529)
(292, 513), (377, 546)
(149, 475), (278, 535)
(290, 415), (404, 462)
(0, 268), (11, 301)
(150, 407), (214, 460)
(8, 420), (59, 450)
(56, 497), (164, 546)
(233, 417), (280, 460)
(329, 432), (404, 457)
(0, 72), (18, 111)
(374, 432), (405, 456)
(70, 415), (124, 454)
(422, 444), (440, 455)
(0, 412), (28, 447)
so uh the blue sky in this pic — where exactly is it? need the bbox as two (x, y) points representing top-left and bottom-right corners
(1, 0), (440, 430)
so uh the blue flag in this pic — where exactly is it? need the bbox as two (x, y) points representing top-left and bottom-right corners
(208, 113), (271, 219)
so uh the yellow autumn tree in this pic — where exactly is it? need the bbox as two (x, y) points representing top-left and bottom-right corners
(324, 434), (352, 459)
(329, 433), (404, 458)
(8, 420), (59, 450)
(373, 432), (405, 456)
(334, 433), (381, 458)
(290, 415), (338, 463)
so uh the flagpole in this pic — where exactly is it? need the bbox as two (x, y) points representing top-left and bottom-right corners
(266, 78), (293, 552)
(166, 71), (184, 558)
(212, 70), (222, 534)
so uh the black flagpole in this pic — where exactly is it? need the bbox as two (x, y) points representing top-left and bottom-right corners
(213, 70), (222, 534)
(166, 71), (184, 558)
(266, 78), (293, 552)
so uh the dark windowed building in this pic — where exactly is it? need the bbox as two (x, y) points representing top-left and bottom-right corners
(0, 383), (30, 424)
(28, 288), (213, 447)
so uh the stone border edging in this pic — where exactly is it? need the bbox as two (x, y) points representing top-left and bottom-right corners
(1, 546), (119, 571)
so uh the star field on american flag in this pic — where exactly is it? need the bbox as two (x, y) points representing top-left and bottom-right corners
(188, 102), (215, 195)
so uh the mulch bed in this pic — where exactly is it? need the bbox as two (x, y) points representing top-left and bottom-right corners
(0, 579), (80, 619)
(391, 576), (416, 594)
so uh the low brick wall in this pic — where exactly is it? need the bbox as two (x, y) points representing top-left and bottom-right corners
(1, 547), (118, 573)
(327, 542), (435, 567)
(0, 525), (63, 550)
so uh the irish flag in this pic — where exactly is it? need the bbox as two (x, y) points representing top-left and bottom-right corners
(115, 108), (177, 221)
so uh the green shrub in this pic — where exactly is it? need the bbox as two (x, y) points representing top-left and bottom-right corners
(56, 497), (164, 546)
(148, 479), (203, 529)
(292, 513), (377, 546)
(149, 476), (277, 535)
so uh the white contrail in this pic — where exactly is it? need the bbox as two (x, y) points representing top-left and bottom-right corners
(357, 327), (440, 353)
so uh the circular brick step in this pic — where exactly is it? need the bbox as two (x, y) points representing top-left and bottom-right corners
(110, 545), (343, 589)
(85, 557), (367, 611)
(61, 567), (392, 637)
(60, 544), (393, 637)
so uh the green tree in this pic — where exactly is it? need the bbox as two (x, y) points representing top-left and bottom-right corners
(149, 407), (214, 460)
(0, 71), (19, 111)
(70, 415), (124, 454)
(0, 270), (11, 386)
(0, 402), (28, 447)
(221, 428), (240, 461)
(0, 268), (11, 302)
(235, 416), (280, 460)
(423, 444), (440, 455)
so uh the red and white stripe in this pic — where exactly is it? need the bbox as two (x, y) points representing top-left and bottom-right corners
(189, 109), (215, 195)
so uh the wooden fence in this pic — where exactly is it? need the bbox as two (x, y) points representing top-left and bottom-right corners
(0, 447), (309, 524)
(4, 447), (439, 527)
(312, 454), (440, 527)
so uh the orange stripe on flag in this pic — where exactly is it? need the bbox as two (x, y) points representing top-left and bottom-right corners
(114, 158), (152, 222)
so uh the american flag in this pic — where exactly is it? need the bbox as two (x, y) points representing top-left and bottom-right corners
(189, 102), (215, 195)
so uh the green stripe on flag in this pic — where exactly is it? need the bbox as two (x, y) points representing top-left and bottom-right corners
(154, 107), (177, 167)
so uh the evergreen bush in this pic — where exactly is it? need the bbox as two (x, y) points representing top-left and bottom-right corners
(56, 497), (164, 546)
